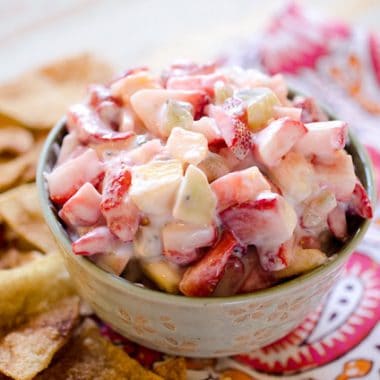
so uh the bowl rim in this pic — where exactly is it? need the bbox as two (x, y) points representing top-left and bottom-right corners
(37, 117), (376, 306)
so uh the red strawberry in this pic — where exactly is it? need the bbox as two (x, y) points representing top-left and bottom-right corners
(179, 230), (246, 297)
(100, 164), (140, 242)
(348, 180), (373, 219)
(220, 192), (297, 247)
(207, 98), (252, 160)
(167, 73), (226, 97)
(47, 148), (104, 205)
(292, 96), (328, 123)
(67, 104), (135, 144)
(252, 117), (307, 167)
(239, 248), (276, 293)
(162, 60), (216, 85)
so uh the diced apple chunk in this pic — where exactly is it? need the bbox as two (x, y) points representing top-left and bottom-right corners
(211, 166), (271, 211)
(253, 117), (307, 167)
(274, 247), (327, 279)
(133, 225), (163, 259)
(221, 191), (297, 247)
(301, 189), (337, 230)
(166, 127), (208, 165)
(313, 150), (356, 201)
(47, 148), (104, 205)
(328, 204), (348, 240)
(236, 87), (280, 132)
(59, 183), (102, 227)
(173, 165), (217, 225)
(294, 121), (348, 163)
(90, 243), (133, 275)
(142, 260), (182, 294)
(130, 89), (207, 135)
(197, 152), (230, 182)
(127, 139), (163, 165)
(160, 99), (193, 137)
(273, 106), (302, 121)
(270, 151), (315, 203)
(130, 159), (183, 215)
(162, 223), (215, 265)
(72, 226), (133, 275)
(191, 117), (223, 145)
(110, 71), (161, 105)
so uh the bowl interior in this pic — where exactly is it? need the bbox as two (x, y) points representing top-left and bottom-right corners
(37, 117), (376, 306)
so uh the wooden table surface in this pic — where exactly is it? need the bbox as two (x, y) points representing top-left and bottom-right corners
(1, 0), (379, 82)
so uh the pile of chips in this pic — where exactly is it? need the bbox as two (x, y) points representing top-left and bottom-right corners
(0, 54), (187, 380)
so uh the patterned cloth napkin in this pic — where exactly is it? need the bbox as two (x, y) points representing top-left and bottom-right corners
(101, 4), (380, 379)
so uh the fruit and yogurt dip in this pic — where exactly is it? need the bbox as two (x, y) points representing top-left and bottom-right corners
(46, 62), (373, 297)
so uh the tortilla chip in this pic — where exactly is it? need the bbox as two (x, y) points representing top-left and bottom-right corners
(0, 53), (114, 129)
(0, 253), (75, 330)
(35, 319), (163, 380)
(0, 183), (57, 252)
(154, 358), (187, 380)
(0, 248), (42, 269)
(0, 126), (33, 155)
(0, 296), (80, 380)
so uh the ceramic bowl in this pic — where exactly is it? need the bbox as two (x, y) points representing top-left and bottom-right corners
(37, 118), (375, 357)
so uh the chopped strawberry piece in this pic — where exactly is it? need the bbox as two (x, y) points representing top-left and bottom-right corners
(207, 98), (252, 160)
(239, 248), (276, 293)
(257, 237), (294, 271)
(179, 230), (246, 296)
(88, 84), (121, 107)
(100, 164), (140, 241)
(162, 61), (216, 85)
(211, 167), (270, 211)
(59, 183), (102, 227)
(293, 96), (328, 123)
(67, 104), (135, 144)
(220, 192), (297, 247)
(328, 204), (348, 241)
(167, 73), (226, 97)
(348, 180), (373, 218)
(252, 117), (307, 167)
(313, 150), (356, 201)
(273, 106), (302, 121)
(162, 223), (216, 266)
(191, 117), (223, 146)
(294, 121), (348, 163)
(47, 148), (104, 205)
(56, 133), (81, 166)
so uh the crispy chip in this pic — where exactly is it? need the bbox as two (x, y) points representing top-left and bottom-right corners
(0, 253), (75, 330)
(0, 296), (80, 380)
(154, 358), (187, 380)
(0, 183), (57, 252)
(0, 248), (42, 269)
(0, 126), (33, 155)
(0, 135), (45, 192)
(35, 319), (163, 380)
(0, 54), (114, 129)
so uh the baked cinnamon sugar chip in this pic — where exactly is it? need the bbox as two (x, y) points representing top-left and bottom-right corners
(0, 296), (80, 380)
(0, 248), (42, 270)
(0, 53), (114, 129)
(0, 135), (45, 192)
(0, 253), (75, 330)
(35, 319), (163, 380)
(154, 357), (187, 380)
(0, 183), (57, 252)
(0, 126), (33, 155)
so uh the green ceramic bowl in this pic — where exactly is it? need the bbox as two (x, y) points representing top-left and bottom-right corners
(37, 118), (375, 357)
